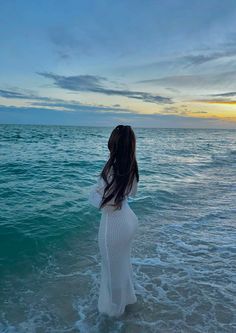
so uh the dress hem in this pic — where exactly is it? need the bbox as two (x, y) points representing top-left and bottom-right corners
(98, 295), (137, 318)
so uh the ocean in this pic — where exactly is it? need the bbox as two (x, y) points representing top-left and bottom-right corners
(0, 124), (235, 333)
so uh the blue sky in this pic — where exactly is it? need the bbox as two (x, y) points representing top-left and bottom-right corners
(0, 0), (236, 128)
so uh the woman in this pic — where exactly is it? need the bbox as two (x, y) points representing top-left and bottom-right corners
(88, 124), (139, 317)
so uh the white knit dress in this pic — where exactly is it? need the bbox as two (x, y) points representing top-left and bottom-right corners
(88, 169), (138, 317)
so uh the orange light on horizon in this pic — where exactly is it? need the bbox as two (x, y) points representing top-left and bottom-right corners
(193, 100), (236, 106)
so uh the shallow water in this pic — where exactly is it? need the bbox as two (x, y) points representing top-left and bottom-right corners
(0, 124), (235, 332)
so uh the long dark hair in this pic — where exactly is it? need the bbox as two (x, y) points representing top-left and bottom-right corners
(99, 125), (139, 211)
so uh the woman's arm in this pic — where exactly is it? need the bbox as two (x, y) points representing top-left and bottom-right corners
(88, 176), (105, 208)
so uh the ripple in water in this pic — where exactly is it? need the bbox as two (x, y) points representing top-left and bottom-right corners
(0, 124), (236, 332)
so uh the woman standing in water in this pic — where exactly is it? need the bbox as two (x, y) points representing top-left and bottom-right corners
(88, 125), (139, 317)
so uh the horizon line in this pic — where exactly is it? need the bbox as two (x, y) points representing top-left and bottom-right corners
(0, 122), (235, 130)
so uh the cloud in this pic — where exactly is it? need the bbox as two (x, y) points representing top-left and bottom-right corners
(115, 47), (236, 76)
(161, 106), (209, 116)
(192, 90), (236, 105)
(165, 87), (181, 94)
(194, 99), (236, 105)
(30, 101), (132, 113)
(0, 88), (61, 102)
(182, 49), (236, 67)
(192, 111), (208, 114)
(137, 71), (236, 90)
(161, 106), (180, 114)
(1, 104), (234, 128)
(193, 89), (236, 105)
(210, 91), (236, 97)
(116, 33), (236, 78)
(0, 89), (37, 100)
(0, 88), (133, 113)
(36, 72), (173, 104)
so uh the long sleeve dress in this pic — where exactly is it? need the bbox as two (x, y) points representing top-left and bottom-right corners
(88, 170), (138, 317)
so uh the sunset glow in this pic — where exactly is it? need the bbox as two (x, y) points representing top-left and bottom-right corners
(0, 1), (236, 128)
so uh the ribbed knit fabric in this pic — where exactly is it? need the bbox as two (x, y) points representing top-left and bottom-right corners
(88, 171), (138, 317)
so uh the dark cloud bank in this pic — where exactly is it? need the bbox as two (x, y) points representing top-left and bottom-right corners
(36, 72), (173, 105)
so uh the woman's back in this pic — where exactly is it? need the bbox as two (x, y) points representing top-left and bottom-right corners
(89, 166), (138, 213)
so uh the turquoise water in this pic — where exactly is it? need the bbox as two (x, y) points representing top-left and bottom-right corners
(0, 124), (236, 332)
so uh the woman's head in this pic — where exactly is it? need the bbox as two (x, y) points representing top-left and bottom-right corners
(99, 125), (139, 210)
(108, 125), (136, 165)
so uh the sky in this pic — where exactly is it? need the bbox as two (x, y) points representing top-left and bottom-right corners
(0, 0), (236, 128)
